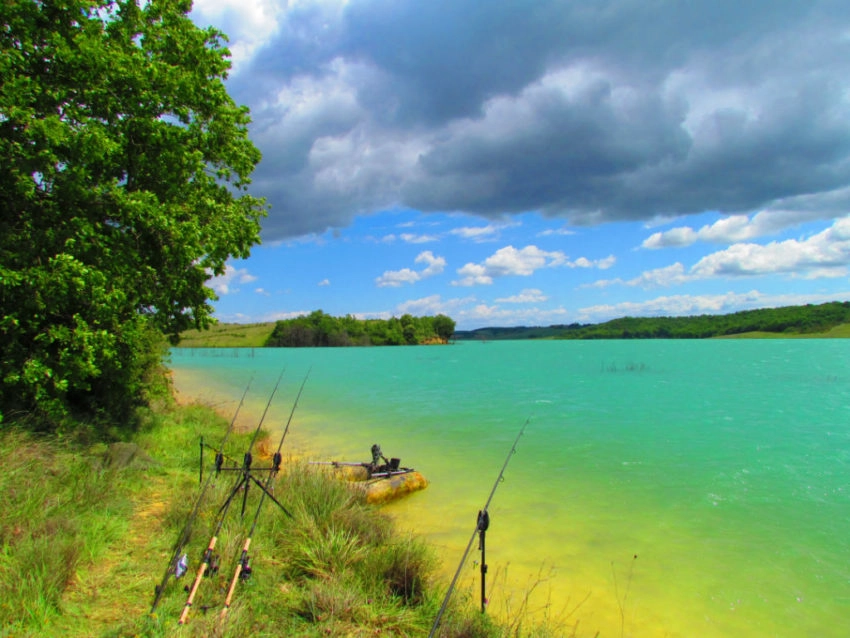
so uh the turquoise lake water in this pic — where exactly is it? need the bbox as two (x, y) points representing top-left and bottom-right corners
(169, 340), (850, 637)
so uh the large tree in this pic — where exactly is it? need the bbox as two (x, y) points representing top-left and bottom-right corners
(0, 0), (266, 427)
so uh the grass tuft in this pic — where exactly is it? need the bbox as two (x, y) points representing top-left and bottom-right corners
(372, 535), (435, 605)
(286, 524), (368, 580)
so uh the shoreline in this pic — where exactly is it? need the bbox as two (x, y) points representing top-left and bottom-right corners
(167, 365), (574, 632)
(168, 368), (306, 461)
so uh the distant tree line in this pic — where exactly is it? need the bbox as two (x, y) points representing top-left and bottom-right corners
(453, 302), (850, 341)
(558, 302), (850, 339)
(453, 325), (573, 340)
(265, 311), (456, 347)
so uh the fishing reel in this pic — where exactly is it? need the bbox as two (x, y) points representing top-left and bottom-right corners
(477, 509), (490, 533)
(239, 555), (252, 581)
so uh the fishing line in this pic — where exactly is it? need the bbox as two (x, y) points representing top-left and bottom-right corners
(178, 368), (286, 625)
(150, 376), (253, 614)
(428, 417), (529, 637)
(220, 368), (311, 621)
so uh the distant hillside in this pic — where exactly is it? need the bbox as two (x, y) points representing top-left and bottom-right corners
(176, 322), (276, 347)
(453, 324), (581, 341)
(176, 311), (456, 347)
(178, 302), (850, 346)
(454, 302), (850, 341)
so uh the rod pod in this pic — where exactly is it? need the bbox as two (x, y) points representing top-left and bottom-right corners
(477, 509), (490, 613)
(150, 377), (253, 615)
(219, 369), (310, 624)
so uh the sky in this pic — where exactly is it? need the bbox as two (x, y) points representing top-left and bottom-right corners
(191, 0), (850, 331)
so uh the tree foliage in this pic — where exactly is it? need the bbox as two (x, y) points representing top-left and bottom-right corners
(555, 302), (850, 340)
(0, 0), (266, 428)
(452, 302), (850, 341)
(266, 311), (456, 347)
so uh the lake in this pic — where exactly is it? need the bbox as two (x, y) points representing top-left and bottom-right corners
(169, 339), (850, 637)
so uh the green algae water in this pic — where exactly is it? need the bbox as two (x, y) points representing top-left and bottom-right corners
(170, 340), (850, 637)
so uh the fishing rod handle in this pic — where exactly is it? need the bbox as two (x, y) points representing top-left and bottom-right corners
(178, 536), (218, 625)
(220, 565), (241, 620)
(178, 562), (207, 625)
(150, 380), (253, 613)
(221, 539), (252, 619)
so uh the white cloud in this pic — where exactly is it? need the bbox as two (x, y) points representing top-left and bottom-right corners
(416, 250), (447, 276)
(450, 224), (500, 242)
(643, 209), (842, 249)
(496, 288), (548, 303)
(598, 255), (617, 269)
(349, 310), (393, 321)
(589, 263), (690, 289)
(453, 245), (568, 286)
(395, 294), (476, 317)
(452, 263), (491, 287)
(598, 215), (850, 290)
(264, 310), (311, 322)
(392, 293), (569, 327)
(453, 246), (614, 286)
(375, 268), (420, 287)
(376, 250), (446, 287)
(538, 227), (576, 237)
(205, 1), (850, 242)
(318, 279), (331, 286)
(255, 288), (271, 296)
(191, 0), (280, 71)
(395, 294), (444, 315)
(643, 226), (699, 249)
(208, 265), (257, 295)
(400, 232), (439, 244)
(457, 304), (570, 327)
(570, 255), (616, 269)
(691, 216), (850, 278)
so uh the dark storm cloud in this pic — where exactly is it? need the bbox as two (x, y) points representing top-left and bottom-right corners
(225, 0), (850, 239)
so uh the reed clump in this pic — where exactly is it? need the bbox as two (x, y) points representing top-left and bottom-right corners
(0, 404), (572, 637)
(602, 361), (649, 373)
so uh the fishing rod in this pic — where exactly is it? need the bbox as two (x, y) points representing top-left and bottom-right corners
(150, 377), (253, 615)
(428, 418), (529, 638)
(178, 368), (286, 626)
(220, 369), (311, 622)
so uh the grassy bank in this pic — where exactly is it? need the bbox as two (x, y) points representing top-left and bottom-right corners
(0, 401), (561, 637)
(176, 322), (276, 348)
